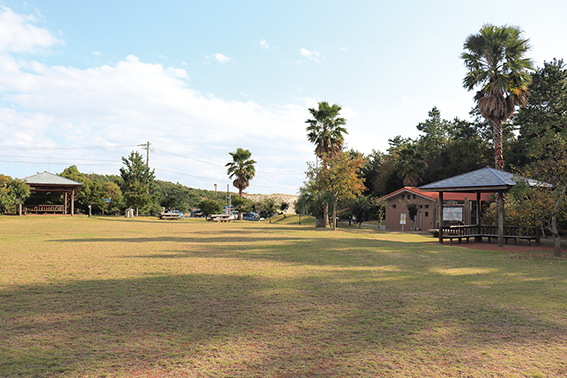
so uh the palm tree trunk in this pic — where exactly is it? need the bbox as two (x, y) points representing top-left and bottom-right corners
(493, 119), (504, 170)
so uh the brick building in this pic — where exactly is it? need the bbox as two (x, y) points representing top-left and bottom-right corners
(381, 187), (491, 231)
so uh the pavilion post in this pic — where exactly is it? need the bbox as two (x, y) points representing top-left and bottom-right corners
(476, 192), (482, 242)
(64, 191), (68, 215)
(438, 191), (444, 244)
(71, 190), (75, 216)
(497, 190), (504, 248)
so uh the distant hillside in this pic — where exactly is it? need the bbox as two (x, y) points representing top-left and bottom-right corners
(243, 193), (299, 214)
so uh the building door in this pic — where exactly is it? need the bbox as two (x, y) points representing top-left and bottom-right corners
(418, 211), (423, 230)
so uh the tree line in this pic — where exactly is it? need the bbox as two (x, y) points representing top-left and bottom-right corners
(297, 24), (567, 252)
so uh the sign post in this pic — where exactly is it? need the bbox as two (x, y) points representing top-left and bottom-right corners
(400, 213), (406, 231)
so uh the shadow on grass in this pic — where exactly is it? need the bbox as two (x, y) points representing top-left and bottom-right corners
(2, 260), (567, 376)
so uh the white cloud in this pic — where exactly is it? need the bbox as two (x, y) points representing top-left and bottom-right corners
(0, 6), (311, 194)
(92, 51), (103, 57)
(0, 54), (308, 193)
(260, 39), (270, 49)
(0, 6), (61, 53)
(213, 53), (231, 63)
(300, 48), (320, 62)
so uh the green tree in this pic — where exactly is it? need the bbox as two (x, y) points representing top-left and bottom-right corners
(405, 202), (419, 230)
(296, 181), (331, 227)
(0, 174), (17, 214)
(280, 201), (289, 217)
(461, 24), (534, 170)
(511, 134), (567, 257)
(350, 195), (385, 229)
(396, 143), (427, 186)
(102, 181), (124, 215)
(9, 179), (31, 216)
(306, 101), (348, 158)
(416, 107), (450, 157)
(309, 151), (366, 230)
(199, 198), (223, 217)
(120, 151), (156, 216)
(226, 148), (256, 198)
(514, 59), (567, 163)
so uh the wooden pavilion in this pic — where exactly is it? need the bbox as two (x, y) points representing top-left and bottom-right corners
(419, 167), (541, 248)
(23, 172), (83, 215)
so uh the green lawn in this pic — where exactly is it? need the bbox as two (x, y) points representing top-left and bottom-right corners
(1, 216), (566, 377)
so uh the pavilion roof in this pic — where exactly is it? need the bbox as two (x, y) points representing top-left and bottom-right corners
(23, 171), (83, 188)
(419, 167), (519, 192)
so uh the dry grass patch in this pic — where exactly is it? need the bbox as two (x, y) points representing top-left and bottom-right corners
(1, 216), (567, 377)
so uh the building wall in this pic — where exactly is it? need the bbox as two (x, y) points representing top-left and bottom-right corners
(384, 192), (435, 231)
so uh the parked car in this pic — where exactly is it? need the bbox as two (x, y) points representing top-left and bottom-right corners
(242, 212), (260, 221)
(171, 210), (183, 218)
(191, 209), (204, 218)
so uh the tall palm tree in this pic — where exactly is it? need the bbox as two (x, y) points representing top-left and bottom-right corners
(461, 24), (533, 170)
(305, 101), (348, 158)
(226, 148), (256, 197)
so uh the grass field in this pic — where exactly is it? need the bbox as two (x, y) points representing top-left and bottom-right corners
(1, 216), (567, 377)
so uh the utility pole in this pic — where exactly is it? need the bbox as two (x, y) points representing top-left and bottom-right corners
(139, 141), (151, 166)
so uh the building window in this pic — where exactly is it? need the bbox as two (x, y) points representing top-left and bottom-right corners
(393, 205), (397, 209)
(401, 194), (404, 199)
(413, 194), (416, 199)
(419, 205), (423, 209)
(425, 212), (429, 217)
(425, 205), (429, 209)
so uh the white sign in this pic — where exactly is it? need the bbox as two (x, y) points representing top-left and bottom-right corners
(400, 213), (407, 225)
(443, 207), (463, 222)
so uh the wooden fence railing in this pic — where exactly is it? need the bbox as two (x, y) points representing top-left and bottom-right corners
(24, 205), (65, 214)
(440, 224), (540, 245)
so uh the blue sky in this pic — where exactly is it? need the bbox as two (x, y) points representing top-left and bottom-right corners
(1, 1), (566, 195)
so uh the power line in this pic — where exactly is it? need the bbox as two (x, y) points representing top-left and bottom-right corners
(153, 147), (303, 176)
(0, 159), (122, 167)
(0, 144), (138, 151)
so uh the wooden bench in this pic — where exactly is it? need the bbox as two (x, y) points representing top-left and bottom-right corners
(208, 214), (232, 222)
(159, 212), (181, 220)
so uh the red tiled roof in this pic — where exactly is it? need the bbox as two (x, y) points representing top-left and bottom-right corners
(380, 187), (492, 201)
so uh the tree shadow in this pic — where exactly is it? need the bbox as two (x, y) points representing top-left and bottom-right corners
(3, 252), (567, 376)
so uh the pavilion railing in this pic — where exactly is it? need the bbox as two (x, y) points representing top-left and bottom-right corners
(441, 224), (540, 245)
(24, 205), (65, 214)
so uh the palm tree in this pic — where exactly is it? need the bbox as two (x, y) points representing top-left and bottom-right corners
(396, 143), (427, 186)
(226, 148), (256, 197)
(305, 101), (348, 158)
(461, 24), (533, 170)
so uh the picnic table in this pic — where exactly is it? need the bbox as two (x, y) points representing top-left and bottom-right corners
(208, 214), (232, 222)
(159, 212), (181, 220)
